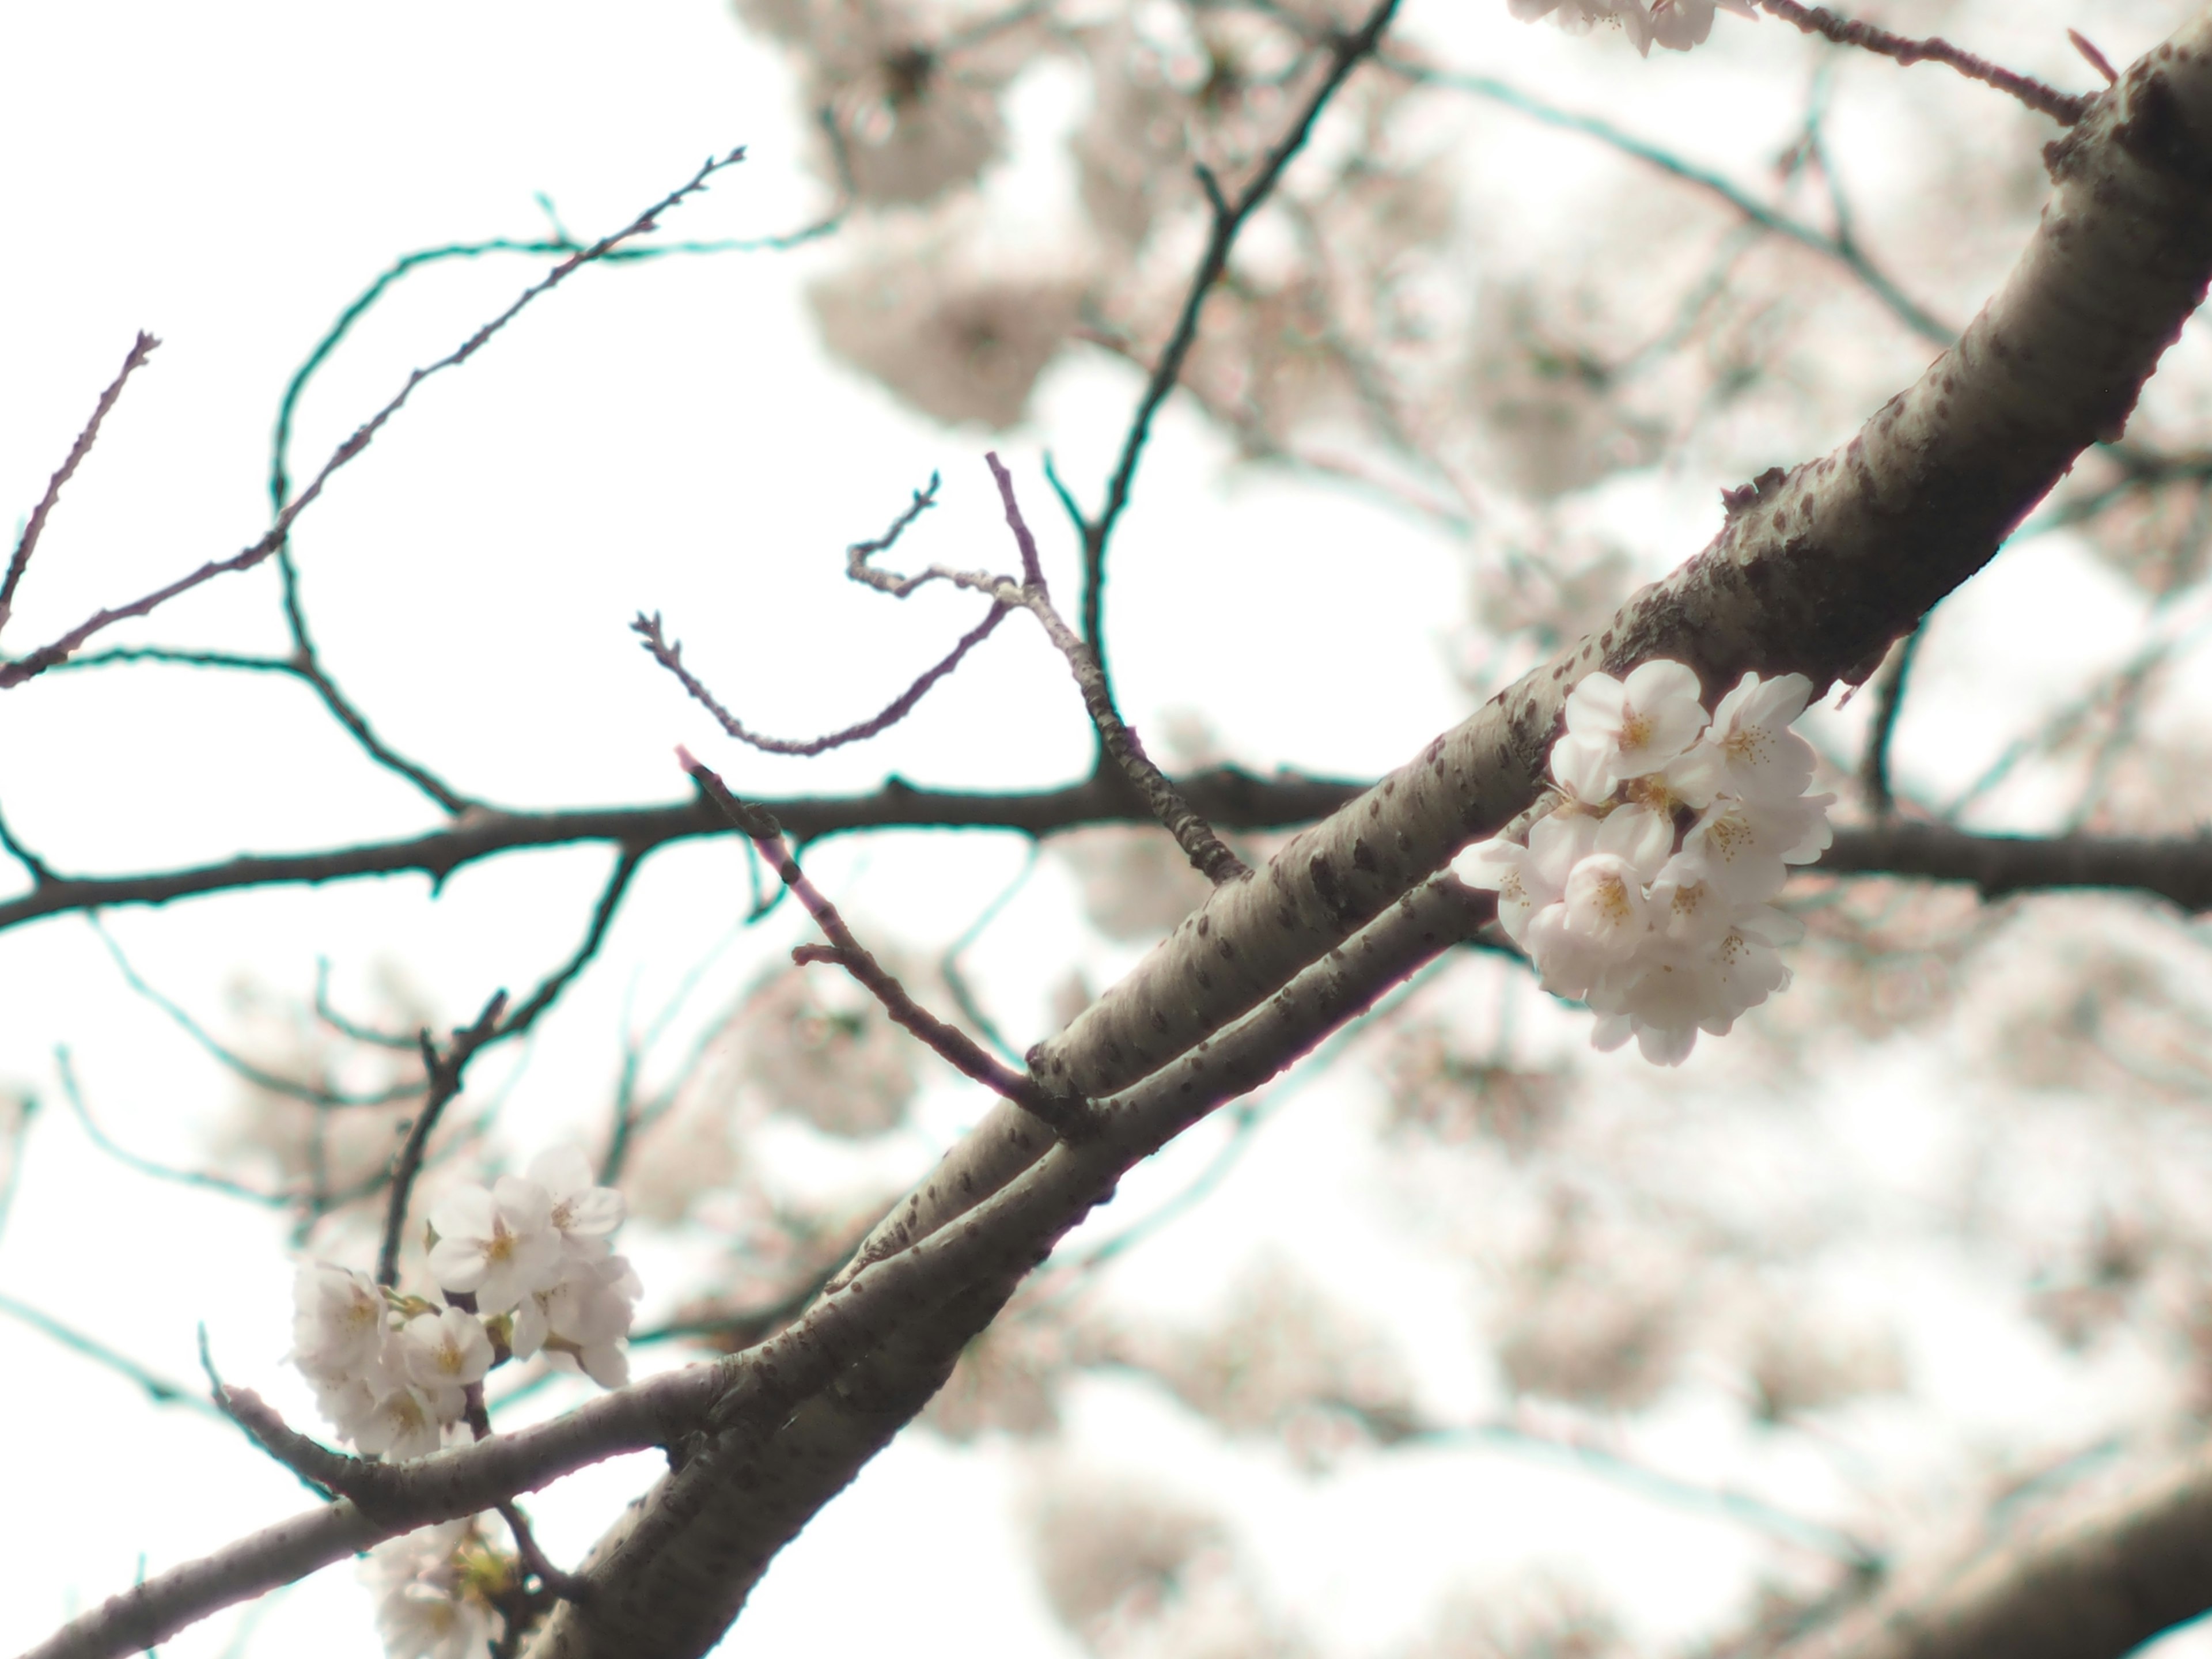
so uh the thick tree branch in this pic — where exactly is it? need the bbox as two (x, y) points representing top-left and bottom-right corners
(1775, 1438), (2212, 1659)
(812, 7), (2212, 1508)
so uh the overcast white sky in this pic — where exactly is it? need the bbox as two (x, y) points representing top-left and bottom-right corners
(5, 3), (2211, 1657)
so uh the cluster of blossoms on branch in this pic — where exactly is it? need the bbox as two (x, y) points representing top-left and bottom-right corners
(1509, 0), (1758, 55)
(362, 1519), (509, 1659)
(290, 1148), (637, 1459)
(1457, 661), (1832, 1065)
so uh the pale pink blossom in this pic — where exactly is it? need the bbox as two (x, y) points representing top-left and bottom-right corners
(514, 1255), (642, 1389)
(1454, 810), (1597, 946)
(352, 1382), (447, 1461)
(1554, 660), (1709, 793)
(292, 1261), (388, 1378)
(401, 1308), (494, 1395)
(528, 1147), (625, 1262)
(426, 1177), (563, 1316)
(1675, 670), (1818, 803)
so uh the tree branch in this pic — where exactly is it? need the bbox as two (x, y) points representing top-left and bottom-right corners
(804, 10), (2212, 1524)
(0, 150), (746, 691)
(0, 332), (161, 638)
(1776, 1438), (2212, 1659)
(376, 991), (510, 1289)
(1755, 0), (2092, 126)
(1065, 0), (1403, 690)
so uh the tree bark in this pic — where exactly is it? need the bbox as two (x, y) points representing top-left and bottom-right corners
(515, 16), (2212, 1658)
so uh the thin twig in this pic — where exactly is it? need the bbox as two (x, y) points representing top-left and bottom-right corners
(496, 1501), (592, 1603)
(634, 604), (1010, 757)
(677, 750), (1097, 1140)
(1858, 624), (1923, 819)
(0, 150), (745, 691)
(0, 1292), (222, 1420)
(1756, 0), (2091, 126)
(312, 960), (421, 1051)
(0, 1087), (33, 1250)
(197, 1329), (347, 1503)
(0, 333), (161, 637)
(1390, 56), (1952, 347)
(497, 851), (643, 1040)
(0, 793), (52, 885)
(55, 1046), (312, 1209)
(88, 918), (426, 1108)
(985, 454), (1251, 885)
(376, 990), (510, 1289)
(939, 843), (1043, 1067)
(1065, 0), (1404, 688)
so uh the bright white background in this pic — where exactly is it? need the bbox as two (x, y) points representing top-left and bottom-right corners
(4, 3), (2210, 1657)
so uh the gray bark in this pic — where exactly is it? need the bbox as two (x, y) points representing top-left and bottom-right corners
(521, 20), (2212, 1658)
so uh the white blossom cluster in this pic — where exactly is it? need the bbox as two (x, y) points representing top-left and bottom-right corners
(291, 1148), (636, 1459)
(1508, 0), (1758, 55)
(361, 1520), (505, 1659)
(1456, 661), (1832, 1065)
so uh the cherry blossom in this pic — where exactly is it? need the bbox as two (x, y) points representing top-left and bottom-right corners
(1677, 670), (1819, 803)
(426, 1176), (565, 1315)
(401, 1308), (494, 1396)
(292, 1261), (388, 1377)
(362, 1521), (502, 1659)
(1552, 660), (1709, 794)
(528, 1147), (626, 1262)
(514, 1254), (642, 1389)
(1464, 659), (1831, 1065)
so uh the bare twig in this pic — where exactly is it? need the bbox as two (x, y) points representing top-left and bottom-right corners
(376, 990), (510, 1289)
(0, 150), (745, 691)
(939, 843), (1043, 1067)
(1391, 57), (1952, 347)
(2069, 29), (2119, 86)
(0, 792), (54, 885)
(632, 601), (1010, 757)
(0, 1086), (33, 1249)
(497, 851), (643, 1041)
(89, 918), (426, 1108)
(1859, 625), (1923, 818)
(495, 1501), (590, 1603)
(1755, 0), (2092, 126)
(0, 1291), (221, 1420)
(55, 1046), (317, 1209)
(984, 454), (1251, 885)
(0, 333), (161, 637)
(677, 750), (1097, 1140)
(1063, 0), (1404, 686)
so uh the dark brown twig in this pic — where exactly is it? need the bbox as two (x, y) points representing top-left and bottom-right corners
(1858, 624), (1923, 819)
(634, 475), (1015, 753)
(1062, 0), (1403, 684)
(632, 604), (1010, 757)
(0, 333), (161, 638)
(984, 455), (1251, 886)
(2069, 29), (2119, 86)
(1757, 0), (2091, 125)
(0, 150), (745, 691)
(495, 1502), (592, 1603)
(0, 766), (1365, 936)
(376, 991), (510, 1289)
(677, 750), (1096, 1140)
